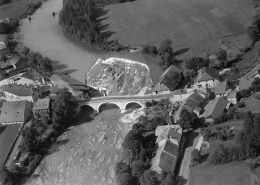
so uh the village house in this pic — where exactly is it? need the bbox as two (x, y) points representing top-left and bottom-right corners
(49, 74), (89, 99)
(32, 98), (50, 117)
(151, 125), (182, 173)
(193, 67), (220, 89)
(174, 91), (205, 122)
(152, 65), (181, 94)
(202, 97), (229, 124)
(0, 84), (42, 102)
(0, 55), (27, 73)
(0, 100), (33, 125)
(227, 90), (238, 104)
(214, 80), (228, 98)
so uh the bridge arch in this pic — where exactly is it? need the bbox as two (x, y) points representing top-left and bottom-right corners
(97, 102), (122, 113)
(124, 101), (144, 111)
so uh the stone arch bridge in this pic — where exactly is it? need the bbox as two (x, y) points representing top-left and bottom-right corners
(77, 93), (174, 113)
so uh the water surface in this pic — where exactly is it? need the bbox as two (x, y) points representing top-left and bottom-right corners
(19, 0), (162, 83)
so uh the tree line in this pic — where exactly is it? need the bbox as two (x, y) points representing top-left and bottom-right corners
(59, 0), (124, 51)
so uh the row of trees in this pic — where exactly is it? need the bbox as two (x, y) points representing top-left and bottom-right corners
(209, 111), (260, 165)
(17, 89), (77, 175)
(0, 20), (19, 34)
(20, 47), (53, 77)
(247, 11), (260, 41)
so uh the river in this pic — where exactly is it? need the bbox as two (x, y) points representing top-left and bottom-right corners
(19, 0), (162, 84)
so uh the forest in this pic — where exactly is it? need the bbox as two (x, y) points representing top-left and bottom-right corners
(59, 0), (127, 51)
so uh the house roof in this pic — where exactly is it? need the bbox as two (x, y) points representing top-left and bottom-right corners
(151, 140), (179, 173)
(0, 41), (6, 51)
(239, 78), (254, 90)
(152, 82), (170, 92)
(32, 98), (50, 111)
(194, 67), (219, 83)
(0, 84), (34, 96)
(49, 85), (60, 94)
(202, 97), (228, 119)
(184, 92), (204, 110)
(227, 91), (237, 98)
(155, 125), (182, 144)
(155, 125), (182, 136)
(215, 80), (227, 95)
(0, 124), (21, 165)
(159, 65), (181, 81)
(0, 101), (32, 123)
(50, 74), (88, 91)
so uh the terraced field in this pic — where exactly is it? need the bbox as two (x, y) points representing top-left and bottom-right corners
(99, 0), (255, 57)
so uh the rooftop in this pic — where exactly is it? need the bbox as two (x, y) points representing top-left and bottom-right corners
(215, 80), (227, 95)
(202, 97), (228, 119)
(0, 84), (34, 96)
(0, 101), (32, 123)
(32, 98), (50, 111)
(152, 82), (170, 92)
(194, 67), (219, 83)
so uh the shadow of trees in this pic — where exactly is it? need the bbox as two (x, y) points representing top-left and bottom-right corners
(0, 126), (6, 135)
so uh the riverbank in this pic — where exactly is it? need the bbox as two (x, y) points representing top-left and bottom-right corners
(86, 57), (153, 96)
(0, 0), (43, 20)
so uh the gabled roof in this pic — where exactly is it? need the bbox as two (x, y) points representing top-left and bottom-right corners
(50, 74), (89, 91)
(0, 41), (6, 51)
(0, 101), (32, 123)
(151, 140), (179, 173)
(184, 92), (204, 110)
(239, 78), (254, 90)
(194, 67), (219, 83)
(202, 97), (228, 119)
(0, 84), (34, 96)
(33, 98), (50, 111)
(152, 82), (170, 92)
(155, 125), (182, 144)
(159, 65), (181, 81)
(227, 91), (237, 98)
(215, 80), (227, 95)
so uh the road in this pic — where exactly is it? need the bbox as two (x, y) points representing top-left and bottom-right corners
(77, 92), (176, 104)
(239, 61), (260, 80)
(178, 130), (201, 184)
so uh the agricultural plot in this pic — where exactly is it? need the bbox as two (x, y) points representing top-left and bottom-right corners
(189, 161), (252, 185)
(99, 0), (255, 57)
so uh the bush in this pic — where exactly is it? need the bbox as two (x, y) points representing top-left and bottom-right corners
(237, 101), (246, 108)
(239, 89), (251, 98)
(26, 154), (43, 174)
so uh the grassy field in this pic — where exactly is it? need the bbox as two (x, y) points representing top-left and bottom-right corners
(189, 161), (252, 185)
(0, 0), (42, 20)
(99, 0), (255, 57)
(240, 92), (260, 114)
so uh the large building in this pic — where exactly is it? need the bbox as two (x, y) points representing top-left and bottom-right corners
(32, 98), (50, 116)
(0, 101), (33, 125)
(49, 74), (89, 99)
(151, 125), (182, 173)
(193, 67), (219, 89)
(0, 84), (41, 102)
(152, 65), (181, 94)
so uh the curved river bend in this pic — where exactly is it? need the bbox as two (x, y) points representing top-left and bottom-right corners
(19, 0), (162, 83)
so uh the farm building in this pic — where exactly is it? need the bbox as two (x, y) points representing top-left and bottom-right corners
(0, 101), (33, 125)
(193, 67), (219, 89)
(214, 80), (228, 97)
(174, 91), (205, 122)
(202, 97), (229, 124)
(32, 98), (50, 116)
(152, 65), (181, 94)
(0, 84), (42, 102)
(227, 91), (238, 104)
(49, 74), (89, 99)
(151, 125), (182, 173)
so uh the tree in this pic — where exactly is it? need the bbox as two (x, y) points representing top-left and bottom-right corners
(142, 45), (150, 54)
(159, 39), (173, 56)
(191, 149), (203, 164)
(150, 46), (158, 56)
(247, 25), (259, 41)
(116, 173), (135, 185)
(51, 88), (77, 128)
(251, 77), (260, 92)
(115, 160), (131, 175)
(239, 89), (251, 98)
(163, 71), (183, 91)
(146, 116), (167, 131)
(179, 109), (196, 130)
(0, 165), (14, 185)
(185, 57), (209, 71)
(140, 169), (158, 185)
(253, 11), (260, 30)
(160, 173), (176, 185)
(132, 160), (150, 178)
(216, 49), (227, 62)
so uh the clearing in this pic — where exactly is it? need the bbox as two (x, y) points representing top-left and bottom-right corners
(240, 92), (260, 114)
(99, 0), (255, 57)
(189, 161), (253, 185)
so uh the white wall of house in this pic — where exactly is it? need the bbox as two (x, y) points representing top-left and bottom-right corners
(216, 93), (226, 98)
(195, 79), (220, 88)
(228, 97), (237, 104)
(3, 92), (33, 102)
